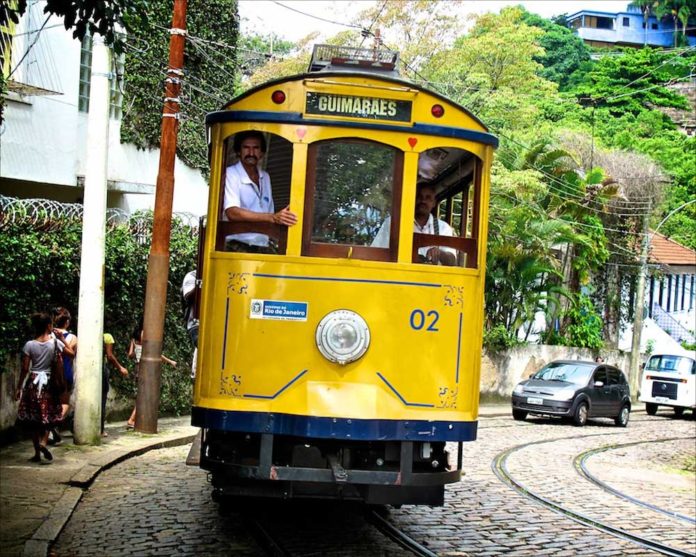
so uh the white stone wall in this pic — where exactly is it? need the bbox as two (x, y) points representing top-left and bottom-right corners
(480, 344), (632, 397)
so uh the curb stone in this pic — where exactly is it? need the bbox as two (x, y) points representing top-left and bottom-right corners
(24, 433), (197, 557)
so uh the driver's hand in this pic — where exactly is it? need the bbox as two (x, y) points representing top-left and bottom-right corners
(426, 247), (440, 264)
(272, 206), (298, 227)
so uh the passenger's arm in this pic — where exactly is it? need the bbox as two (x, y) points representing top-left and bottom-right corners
(225, 205), (297, 226)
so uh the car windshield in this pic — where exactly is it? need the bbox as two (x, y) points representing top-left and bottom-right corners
(533, 362), (594, 386)
(645, 355), (695, 375)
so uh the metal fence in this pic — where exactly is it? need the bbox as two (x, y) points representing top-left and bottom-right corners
(652, 303), (696, 345)
(0, 196), (200, 237)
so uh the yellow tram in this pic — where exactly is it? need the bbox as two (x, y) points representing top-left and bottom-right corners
(191, 45), (497, 506)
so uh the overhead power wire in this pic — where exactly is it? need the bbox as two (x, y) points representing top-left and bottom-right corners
(606, 44), (696, 99)
(271, 1), (364, 30)
(359, 0), (387, 48)
(8, 13), (51, 78)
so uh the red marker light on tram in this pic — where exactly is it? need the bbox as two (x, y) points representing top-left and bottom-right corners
(271, 90), (286, 104)
(431, 104), (445, 118)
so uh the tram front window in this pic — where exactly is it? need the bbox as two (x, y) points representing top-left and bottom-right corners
(216, 131), (294, 253)
(411, 147), (481, 269)
(304, 139), (402, 261)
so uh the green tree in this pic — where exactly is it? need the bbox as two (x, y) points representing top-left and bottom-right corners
(0, 212), (197, 414)
(425, 7), (559, 134)
(485, 162), (572, 340)
(353, 0), (460, 76)
(120, 0), (239, 174)
(519, 9), (591, 90)
(569, 47), (692, 116)
(237, 32), (295, 81)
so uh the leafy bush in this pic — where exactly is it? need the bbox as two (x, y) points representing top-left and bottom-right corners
(0, 212), (197, 415)
(557, 294), (605, 350)
(484, 325), (522, 352)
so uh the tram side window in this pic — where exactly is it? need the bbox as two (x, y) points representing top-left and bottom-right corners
(304, 139), (402, 261)
(216, 131), (294, 253)
(412, 147), (481, 269)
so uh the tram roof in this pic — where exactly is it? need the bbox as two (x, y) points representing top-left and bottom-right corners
(217, 71), (492, 134)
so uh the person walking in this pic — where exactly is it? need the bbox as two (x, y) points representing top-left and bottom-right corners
(102, 333), (128, 437)
(49, 307), (78, 445)
(125, 317), (176, 428)
(182, 270), (198, 379)
(15, 312), (75, 463)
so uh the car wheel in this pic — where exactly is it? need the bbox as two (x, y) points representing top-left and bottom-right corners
(614, 404), (630, 427)
(573, 402), (588, 427)
(673, 407), (685, 417)
(512, 409), (527, 421)
(645, 403), (658, 416)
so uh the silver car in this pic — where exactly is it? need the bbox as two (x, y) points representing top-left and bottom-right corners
(511, 360), (631, 427)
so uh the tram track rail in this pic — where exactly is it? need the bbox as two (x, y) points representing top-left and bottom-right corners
(574, 436), (696, 525)
(492, 433), (696, 557)
(366, 508), (439, 557)
(238, 502), (438, 557)
(243, 514), (294, 557)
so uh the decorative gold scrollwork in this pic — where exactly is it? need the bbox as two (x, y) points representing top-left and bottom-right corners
(437, 386), (458, 409)
(227, 272), (250, 295)
(220, 373), (243, 397)
(443, 285), (464, 308)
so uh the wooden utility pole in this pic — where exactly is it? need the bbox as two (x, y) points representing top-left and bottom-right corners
(136, 0), (188, 433)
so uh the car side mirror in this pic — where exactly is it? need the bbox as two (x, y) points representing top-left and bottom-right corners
(594, 381), (604, 388)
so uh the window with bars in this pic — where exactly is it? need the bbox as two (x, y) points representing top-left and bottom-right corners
(78, 34), (125, 119)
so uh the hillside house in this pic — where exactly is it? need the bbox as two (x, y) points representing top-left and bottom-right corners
(566, 5), (696, 48)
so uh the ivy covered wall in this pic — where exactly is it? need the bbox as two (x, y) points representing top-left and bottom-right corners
(0, 213), (198, 416)
(120, 0), (239, 174)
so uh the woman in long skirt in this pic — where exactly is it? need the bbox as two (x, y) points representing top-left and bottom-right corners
(15, 313), (74, 463)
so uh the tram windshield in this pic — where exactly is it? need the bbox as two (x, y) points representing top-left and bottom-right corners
(310, 140), (397, 246)
(302, 139), (481, 267)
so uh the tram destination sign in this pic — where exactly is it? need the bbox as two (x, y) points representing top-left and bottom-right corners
(305, 92), (412, 122)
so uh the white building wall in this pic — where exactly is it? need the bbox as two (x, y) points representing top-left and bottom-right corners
(1, 3), (209, 217)
(2, 12), (81, 187)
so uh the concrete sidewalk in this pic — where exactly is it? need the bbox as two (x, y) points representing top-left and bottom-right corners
(0, 405), (510, 557)
(0, 417), (198, 557)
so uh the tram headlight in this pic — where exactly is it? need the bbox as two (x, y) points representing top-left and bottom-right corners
(315, 310), (370, 365)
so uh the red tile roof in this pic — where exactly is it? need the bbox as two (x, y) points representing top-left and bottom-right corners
(649, 231), (696, 266)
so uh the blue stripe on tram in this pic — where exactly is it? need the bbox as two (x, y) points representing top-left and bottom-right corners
(191, 407), (478, 442)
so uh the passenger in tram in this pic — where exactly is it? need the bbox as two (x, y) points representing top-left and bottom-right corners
(371, 183), (456, 265)
(222, 131), (297, 253)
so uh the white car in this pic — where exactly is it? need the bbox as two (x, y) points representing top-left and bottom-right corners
(639, 352), (696, 417)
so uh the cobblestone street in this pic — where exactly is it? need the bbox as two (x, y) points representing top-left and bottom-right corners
(52, 412), (695, 556)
